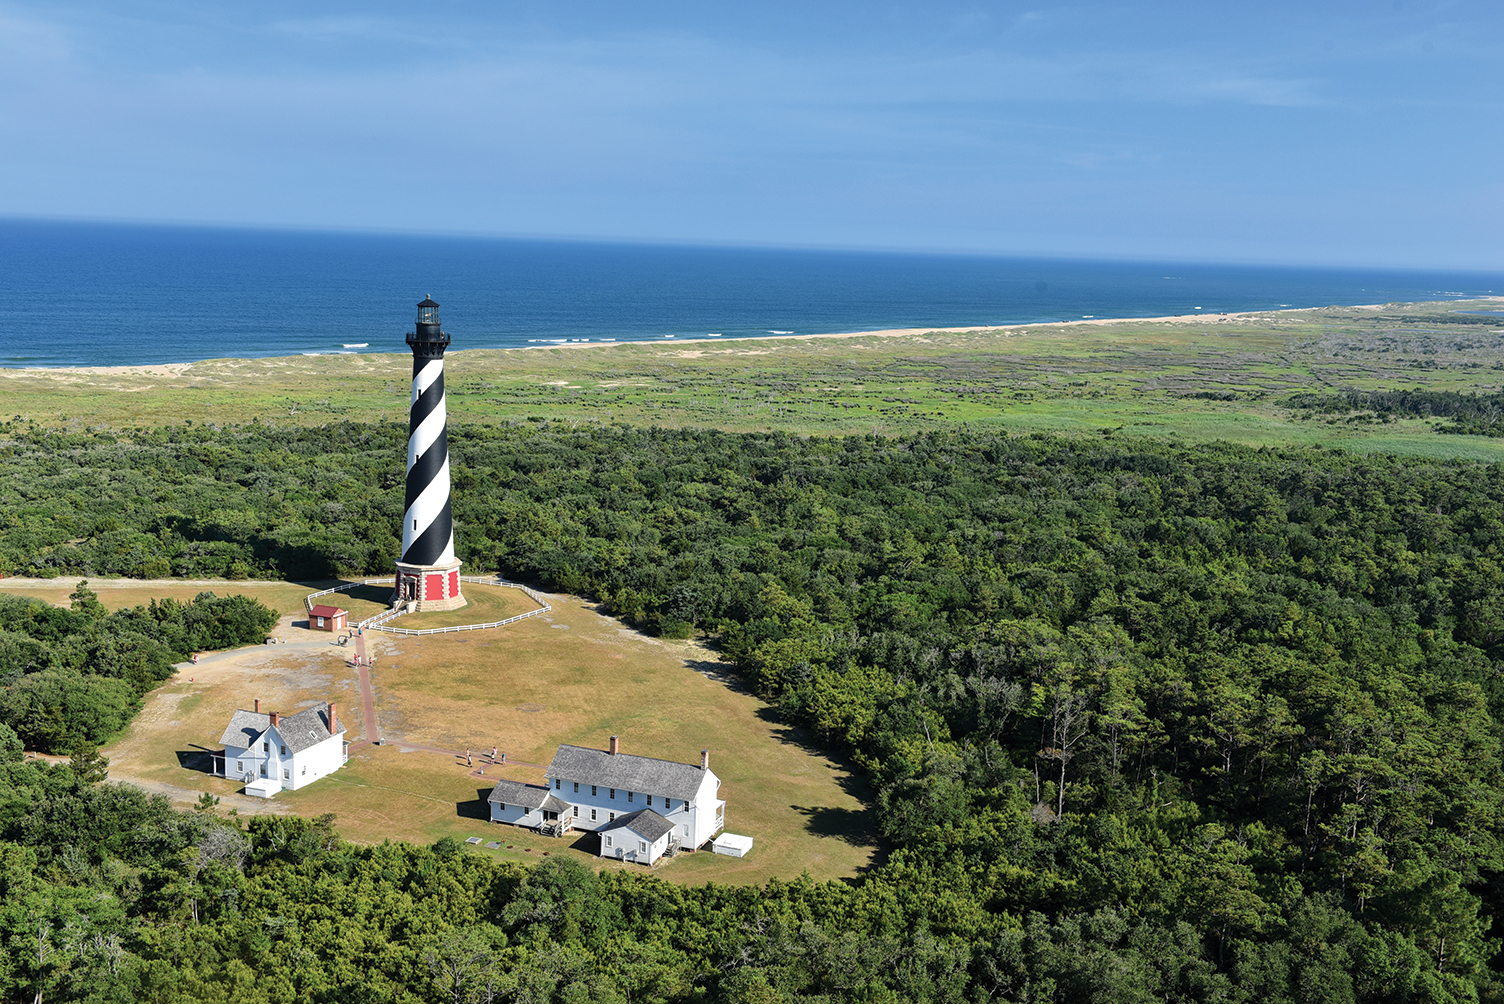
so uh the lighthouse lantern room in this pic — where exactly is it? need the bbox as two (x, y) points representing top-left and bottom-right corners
(393, 296), (466, 612)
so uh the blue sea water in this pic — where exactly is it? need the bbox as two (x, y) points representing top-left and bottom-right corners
(0, 218), (1499, 368)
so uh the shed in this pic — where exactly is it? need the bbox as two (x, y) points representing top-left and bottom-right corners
(309, 605), (348, 631)
(713, 833), (754, 858)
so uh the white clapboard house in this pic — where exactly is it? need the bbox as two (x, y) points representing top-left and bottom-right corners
(213, 699), (349, 798)
(486, 736), (725, 863)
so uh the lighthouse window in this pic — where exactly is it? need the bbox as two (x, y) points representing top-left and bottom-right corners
(413, 519), (418, 531)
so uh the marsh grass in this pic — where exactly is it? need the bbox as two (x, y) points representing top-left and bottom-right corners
(7, 299), (1504, 460)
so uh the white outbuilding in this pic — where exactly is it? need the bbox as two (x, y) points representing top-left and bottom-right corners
(712, 833), (754, 858)
(212, 699), (348, 797)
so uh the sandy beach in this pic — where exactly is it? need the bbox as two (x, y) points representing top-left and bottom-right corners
(3, 304), (1333, 377)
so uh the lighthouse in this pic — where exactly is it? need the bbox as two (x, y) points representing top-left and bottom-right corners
(393, 296), (466, 612)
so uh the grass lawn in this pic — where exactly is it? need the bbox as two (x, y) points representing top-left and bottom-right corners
(361, 593), (878, 883)
(387, 582), (542, 629)
(8, 578), (880, 884)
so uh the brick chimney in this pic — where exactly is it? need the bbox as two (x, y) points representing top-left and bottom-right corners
(609, 735), (619, 755)
(701, 749), (710, 771)
(269, 711), (280, 728)
(328, 702), (338, 736)
(254, 698), (260, 713)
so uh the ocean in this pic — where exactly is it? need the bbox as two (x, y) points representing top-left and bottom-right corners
(0, 218), (1499, 368)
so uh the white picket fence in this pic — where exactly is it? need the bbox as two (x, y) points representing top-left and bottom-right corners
(304, 575), (551, 637)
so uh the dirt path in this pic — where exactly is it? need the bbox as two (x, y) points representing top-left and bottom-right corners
(109, 774), (296, 815)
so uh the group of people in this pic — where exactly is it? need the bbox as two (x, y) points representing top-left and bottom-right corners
(462, 747), (505, 769)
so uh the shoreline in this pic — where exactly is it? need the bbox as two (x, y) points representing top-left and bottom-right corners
(7, 298), (1501, 377)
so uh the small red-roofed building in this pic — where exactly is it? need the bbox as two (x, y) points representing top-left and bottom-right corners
(308, 605), (347, 631)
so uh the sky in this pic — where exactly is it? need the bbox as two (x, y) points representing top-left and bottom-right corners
(0, 1), (1498, 269)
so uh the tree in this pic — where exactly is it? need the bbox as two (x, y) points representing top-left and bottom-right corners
(69, 742), (110, 783)
(425, 927), (504, 1004)
(0, 721), (23, 763)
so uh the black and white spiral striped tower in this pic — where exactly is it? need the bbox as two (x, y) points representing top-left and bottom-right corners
(393, 296), (466, 611)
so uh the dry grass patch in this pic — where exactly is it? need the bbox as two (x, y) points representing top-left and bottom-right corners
(386, 583), (541, 630)
(362, 595), (879, 882)
(0, 577), (319, 615)
(15, 578), (880, 883)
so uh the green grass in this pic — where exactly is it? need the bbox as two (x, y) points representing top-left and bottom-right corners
(6, 299), (1504, 459)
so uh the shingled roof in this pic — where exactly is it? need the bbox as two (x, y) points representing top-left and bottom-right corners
(218, 705), (344, 754)
(487, 779), (570, 813)
(546, 744), (713, 801)
(601, 808), (675, 843)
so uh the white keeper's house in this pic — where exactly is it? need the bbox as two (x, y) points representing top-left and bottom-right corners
(487, 736), (724, 864)
(212, 699), (349, 798)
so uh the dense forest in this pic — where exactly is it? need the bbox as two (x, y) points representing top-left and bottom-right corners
(2, 419), (1503, 1001)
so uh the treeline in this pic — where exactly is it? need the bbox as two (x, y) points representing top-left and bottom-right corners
(1283, 389), (1504, 435)
(4, 420), (1504, 997)
(0, 751), (1480, 1003)
(0, 584), (276, 752)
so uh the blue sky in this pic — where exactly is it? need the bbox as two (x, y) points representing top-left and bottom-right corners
(0, 1), (1498, 268)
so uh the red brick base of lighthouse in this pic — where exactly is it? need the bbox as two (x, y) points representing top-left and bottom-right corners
(393, 559), (467, 612)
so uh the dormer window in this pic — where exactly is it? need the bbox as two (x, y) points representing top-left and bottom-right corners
(262, 742), (269, 753)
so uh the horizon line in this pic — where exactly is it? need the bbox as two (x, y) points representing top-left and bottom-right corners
(1, 212), (1499, 277)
